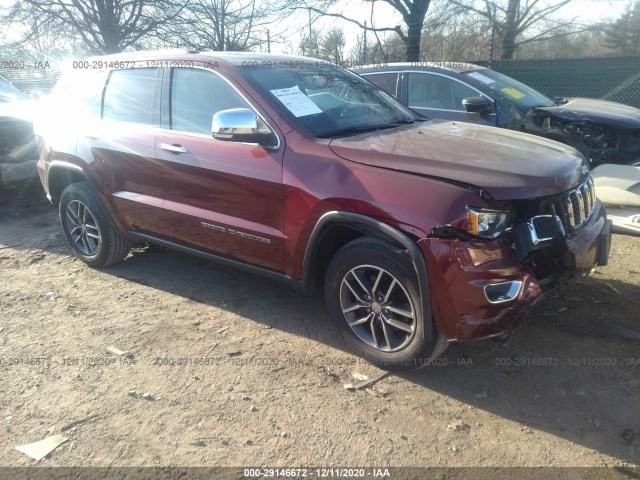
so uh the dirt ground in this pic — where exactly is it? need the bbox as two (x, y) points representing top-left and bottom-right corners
(0, 181), (639, 471)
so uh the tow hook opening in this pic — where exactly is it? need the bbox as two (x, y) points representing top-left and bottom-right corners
(484, 280), (523, 304)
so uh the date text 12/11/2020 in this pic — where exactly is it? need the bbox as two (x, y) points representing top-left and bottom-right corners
(243, 468), (391, 478)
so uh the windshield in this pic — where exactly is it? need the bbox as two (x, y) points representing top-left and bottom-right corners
(462, 69), (554, 109)
(0, 76), (29, 103)
(238, 62), (419, 137)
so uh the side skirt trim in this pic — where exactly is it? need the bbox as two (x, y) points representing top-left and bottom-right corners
(127, 231), (308, 294)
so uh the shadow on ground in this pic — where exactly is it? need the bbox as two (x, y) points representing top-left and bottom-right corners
(2, 185), (639, 465)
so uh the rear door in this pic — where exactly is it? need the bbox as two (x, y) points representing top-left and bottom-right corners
(76, 67), (166, 234)
(155, 66), (285, 271)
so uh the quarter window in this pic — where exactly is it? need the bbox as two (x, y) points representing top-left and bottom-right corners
(170, 68), (250, 135)
(102, 68), (157, 125)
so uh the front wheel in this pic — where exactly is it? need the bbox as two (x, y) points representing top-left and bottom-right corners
(324, 237), (447, 371)
(59, 182), (131, 267)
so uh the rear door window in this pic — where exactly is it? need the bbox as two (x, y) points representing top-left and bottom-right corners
(47, 69), (107, 119)
(102, 68), (157, 125)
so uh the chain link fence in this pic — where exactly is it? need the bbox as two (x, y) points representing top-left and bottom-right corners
(473, 55), (640, 108)
(0, 65), (61, 96)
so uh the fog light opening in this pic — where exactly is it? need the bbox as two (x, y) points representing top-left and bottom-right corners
(484, 280), (523, 304)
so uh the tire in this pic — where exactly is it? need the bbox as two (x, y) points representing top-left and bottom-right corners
(324, 237), (447, 371)
(59, 182), (130, 267)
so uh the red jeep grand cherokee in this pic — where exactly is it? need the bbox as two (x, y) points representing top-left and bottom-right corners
(35, 51), (612, 370)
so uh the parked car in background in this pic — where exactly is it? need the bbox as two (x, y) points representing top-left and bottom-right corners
(355, 63), (640, 167)
(0, 75), (39, 190)
(36, 51), (611, 369)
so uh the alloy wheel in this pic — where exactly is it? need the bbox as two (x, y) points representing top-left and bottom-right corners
(65, 200), (101, 256)
(339, 264), (416, 352)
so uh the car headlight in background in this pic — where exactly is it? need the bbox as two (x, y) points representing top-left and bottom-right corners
(466, 206), (513, 238)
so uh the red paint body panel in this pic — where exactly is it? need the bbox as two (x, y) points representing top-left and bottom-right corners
(155, 132), (285, 270)
(35, 52), (611, 345)
(82, 126), (167, 235)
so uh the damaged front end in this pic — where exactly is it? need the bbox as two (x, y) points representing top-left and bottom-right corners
(523, 103), (640, 167)
(421, 176), (611, 340)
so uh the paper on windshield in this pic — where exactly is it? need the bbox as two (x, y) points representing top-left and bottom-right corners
(270, 85), (322, 117)
(500, 87), (525, 99)
(466, 71), (495, 85)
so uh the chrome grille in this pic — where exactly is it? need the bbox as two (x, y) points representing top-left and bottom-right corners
(555, 176), (596, 231)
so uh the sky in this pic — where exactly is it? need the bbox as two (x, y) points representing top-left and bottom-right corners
(0, 0), (633, 58)
(267, 0), (633, 55)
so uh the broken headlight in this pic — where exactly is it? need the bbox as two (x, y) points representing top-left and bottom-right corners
(466, 206), (513, 238)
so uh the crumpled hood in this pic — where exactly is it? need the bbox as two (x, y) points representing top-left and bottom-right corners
(329, 120), (587, 200)
(534, 98), (640, 129)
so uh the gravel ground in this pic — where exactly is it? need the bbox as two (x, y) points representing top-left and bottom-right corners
(0, 182), (638, 471)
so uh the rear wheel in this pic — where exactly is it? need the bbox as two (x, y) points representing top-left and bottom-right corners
(324, 237), (447, 371)
(59, 182), (130, 267)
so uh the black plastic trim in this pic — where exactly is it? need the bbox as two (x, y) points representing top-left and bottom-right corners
(303, 211), (433, 340)
(127, 231), (308, 294)
(47, 160), (94, 202)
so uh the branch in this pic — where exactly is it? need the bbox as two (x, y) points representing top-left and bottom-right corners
(290, 6), (405, 37)
(515, 21), (596, 46)
(517, 0), (574, 33)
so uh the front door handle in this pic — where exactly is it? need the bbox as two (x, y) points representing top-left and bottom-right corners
(160, 143), (188, 154)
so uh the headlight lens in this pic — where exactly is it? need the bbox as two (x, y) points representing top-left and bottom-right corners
(466, 206), (513, 238)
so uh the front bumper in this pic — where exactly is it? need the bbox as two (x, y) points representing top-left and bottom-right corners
(420, 200), (611, 340)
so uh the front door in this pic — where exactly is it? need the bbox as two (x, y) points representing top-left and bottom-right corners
(407, 72), (496, 125)
(155, 67), (285, 271)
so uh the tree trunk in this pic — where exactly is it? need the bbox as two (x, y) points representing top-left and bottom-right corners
(404, 1), (431, 62)
(405, 18), (422, 61)
(500, 0), (519, 59)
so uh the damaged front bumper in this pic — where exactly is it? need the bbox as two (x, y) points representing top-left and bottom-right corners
(419, 200), (611, 341)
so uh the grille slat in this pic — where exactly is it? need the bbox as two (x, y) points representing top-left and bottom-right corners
(575, 190), (585, 223)
(582, 183), (592, 215)
(555, 176), (596, 232)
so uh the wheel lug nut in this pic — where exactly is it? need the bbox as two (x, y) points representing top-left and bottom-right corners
(377, 296), (383, 302)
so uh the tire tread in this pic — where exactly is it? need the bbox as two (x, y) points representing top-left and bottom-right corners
(59, 182), (130, 267)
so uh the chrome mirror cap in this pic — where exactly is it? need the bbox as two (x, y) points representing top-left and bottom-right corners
(211, 108), (273, 145)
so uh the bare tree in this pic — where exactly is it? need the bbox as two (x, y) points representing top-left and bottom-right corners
(5, 0), (187, 54)
(293, 0), (436, 62)
(1, 2), (86, 60)
(162, 0), (276, 51)
(452, 0), (594, 59)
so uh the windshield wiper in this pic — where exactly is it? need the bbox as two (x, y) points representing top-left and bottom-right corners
(316, 119), (418, 138)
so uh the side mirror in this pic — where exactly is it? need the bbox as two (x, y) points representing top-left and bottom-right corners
(462, 96), (493, 114)
(212, 108), (274, 145)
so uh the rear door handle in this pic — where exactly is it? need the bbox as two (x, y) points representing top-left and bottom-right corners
(160, 143), (188, 154)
